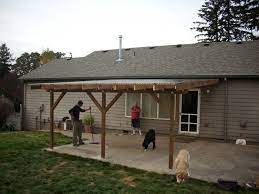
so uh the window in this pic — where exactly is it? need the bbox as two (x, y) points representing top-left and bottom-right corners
(159, 93), (170, 118)
(125, 93), (170, 119)
(142, 93), (157, 118)
(179, 90), (200, 134)
(126, 93), (141, 116)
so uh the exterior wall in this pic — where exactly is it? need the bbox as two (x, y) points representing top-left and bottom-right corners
(199, 83), (225, 139)
(226, 80), (259, 142)
(24, 79), (259, 142)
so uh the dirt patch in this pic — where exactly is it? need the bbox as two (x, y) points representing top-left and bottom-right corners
(46, 161), (67, 174)
(121, 176), (136, 187)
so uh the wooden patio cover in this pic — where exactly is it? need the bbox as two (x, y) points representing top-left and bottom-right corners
(31, 79), (219, 169)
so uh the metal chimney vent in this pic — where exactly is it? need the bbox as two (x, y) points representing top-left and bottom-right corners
(116, 35), (123, 62)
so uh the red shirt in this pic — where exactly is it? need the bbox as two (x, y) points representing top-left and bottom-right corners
(131, 105), (140, 119)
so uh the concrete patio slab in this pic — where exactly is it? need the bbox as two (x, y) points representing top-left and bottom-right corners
(47, 131), (259, 183)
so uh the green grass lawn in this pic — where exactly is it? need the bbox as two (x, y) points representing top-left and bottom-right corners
(0, 131), (257, 194)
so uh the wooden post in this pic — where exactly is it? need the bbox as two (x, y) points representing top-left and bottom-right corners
(50, 90), (54, 149)
(101, 92), (106, 158)
(169, 93), (175, 169)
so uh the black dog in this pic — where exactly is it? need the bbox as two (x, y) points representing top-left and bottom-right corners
(142, 129), (156, 151)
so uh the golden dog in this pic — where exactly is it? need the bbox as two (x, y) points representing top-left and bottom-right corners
(174, 149), (190, 183)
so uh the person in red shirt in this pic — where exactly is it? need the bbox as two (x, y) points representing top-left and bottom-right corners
(131, 102), (141, 135)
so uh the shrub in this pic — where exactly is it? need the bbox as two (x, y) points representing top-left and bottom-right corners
(0, 101), (13, 127)
(0, 124), (15, 132)
(82, 114), (94, 125)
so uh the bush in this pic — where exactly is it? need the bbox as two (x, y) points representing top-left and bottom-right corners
(82, 114), (94, 125)
(0, 124), (15, 132)
(0, 101), (13, 127)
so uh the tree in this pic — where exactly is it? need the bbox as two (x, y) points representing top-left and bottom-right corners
(11, 49), (65, 77)
(192, 0), (259, 42)
(40, 49), (65, 65)
(0, 43), (13, 77)
(0, 73), (23, 101)
(191, 0), (224, 42)
(11, 52), (41, 77)
(241, 0), (259, 39)
(0, 101), (13, 128)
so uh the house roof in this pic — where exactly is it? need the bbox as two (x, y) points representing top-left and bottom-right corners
(21, 40), (259, 81)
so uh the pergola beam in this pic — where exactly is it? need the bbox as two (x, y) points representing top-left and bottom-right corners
(133, 84), (154, 91)
(31, 79), (219, 94)
(82, 84), (98, 90)
(176, 79), (219, 91)
(34, 79), (219, 166)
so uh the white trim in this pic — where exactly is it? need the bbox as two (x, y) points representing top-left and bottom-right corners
(178, 89), (200, 135)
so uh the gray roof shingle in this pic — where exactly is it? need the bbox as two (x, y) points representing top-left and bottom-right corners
(21, 41), (259, 81)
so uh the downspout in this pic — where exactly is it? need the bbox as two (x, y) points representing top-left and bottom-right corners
(224, 77), (228, 142)
(22, 82), (27, 131)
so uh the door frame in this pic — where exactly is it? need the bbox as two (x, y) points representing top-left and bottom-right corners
(178, 89), (201, 135)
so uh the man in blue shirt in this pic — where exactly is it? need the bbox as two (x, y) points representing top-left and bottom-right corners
(69, 100), (90, 146)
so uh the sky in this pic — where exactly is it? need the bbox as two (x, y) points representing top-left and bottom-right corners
(0, 0), (204, 58)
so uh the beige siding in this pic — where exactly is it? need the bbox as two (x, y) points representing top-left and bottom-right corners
(226, 80), (259, 142)
(24, 79), (259, 142)
(199, 83), (225, 139)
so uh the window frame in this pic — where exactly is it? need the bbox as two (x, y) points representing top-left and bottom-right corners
(125, 93), (170, 120)
(178, 89), (201, 135)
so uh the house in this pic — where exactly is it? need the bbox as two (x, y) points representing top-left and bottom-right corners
(21, 40), (259, 144)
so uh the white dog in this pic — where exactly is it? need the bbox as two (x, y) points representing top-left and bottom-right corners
(174, 149), (190, 183)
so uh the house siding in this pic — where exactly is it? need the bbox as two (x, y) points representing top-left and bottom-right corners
(24, 79), (259, 142)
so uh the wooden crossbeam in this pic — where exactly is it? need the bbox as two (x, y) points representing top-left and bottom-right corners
(105, 92), (123, 113)
(51, 91), (66, 111)
(86, 92), (102, 112)
(149, 92), (159, 103)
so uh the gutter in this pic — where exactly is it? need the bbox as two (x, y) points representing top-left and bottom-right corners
(21, 74), (259, 83)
